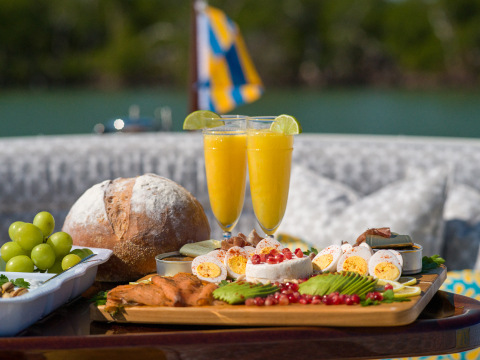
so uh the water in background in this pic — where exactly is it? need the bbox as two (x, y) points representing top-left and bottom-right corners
(1, 87), (479, 138)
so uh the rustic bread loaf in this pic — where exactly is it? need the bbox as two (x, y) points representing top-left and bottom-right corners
(62, 174), (210, 282)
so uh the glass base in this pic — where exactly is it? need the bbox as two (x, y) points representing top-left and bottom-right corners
(223, 231), (232, 241)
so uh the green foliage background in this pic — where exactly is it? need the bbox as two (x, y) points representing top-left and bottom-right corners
(1, 0), (480, 89)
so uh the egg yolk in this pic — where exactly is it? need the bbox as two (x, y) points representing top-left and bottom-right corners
(227, 255), (247, 274)
(374, 262), (400, 280)
(313, 254), (333, 271)
(342, 256), (368, 275)
(197, 262), (221, 278)
(259, 247), (274, 255)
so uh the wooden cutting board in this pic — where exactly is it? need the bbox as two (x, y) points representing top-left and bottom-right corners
(90, 266), (446, 327)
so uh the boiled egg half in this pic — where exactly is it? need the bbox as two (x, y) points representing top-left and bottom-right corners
(312, 245), (342, 272)
(207, 249), (227, 264)
(224, 246), (249, 279)
(337, 247), (372, 275)
(191, 254), (227, 283)
(255, 238), (284, 255)
(368, 250), (402, 282)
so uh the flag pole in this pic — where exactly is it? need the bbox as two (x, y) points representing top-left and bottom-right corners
(188, 0), (199, 113)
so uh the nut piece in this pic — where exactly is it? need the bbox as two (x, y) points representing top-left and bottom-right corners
(1, 282), (14, 294)
(2, 292), (13, 299)
(11, 288), (28, 297)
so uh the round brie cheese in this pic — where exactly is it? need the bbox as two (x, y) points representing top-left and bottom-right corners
(245, 256), (313, 284)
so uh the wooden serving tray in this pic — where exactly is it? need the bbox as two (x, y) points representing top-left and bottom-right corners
(90, 266), (446, 327)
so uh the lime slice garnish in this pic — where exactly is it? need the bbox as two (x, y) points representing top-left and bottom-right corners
(375, 279), (405, 293)
(393, 285), (421, 298)
(398, 277), (417, 286)
(183, 110), (224, 130)
(270, 114), (302, 135)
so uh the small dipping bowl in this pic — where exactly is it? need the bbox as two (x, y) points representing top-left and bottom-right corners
(155, 251), (193, 276)
(374, 243), (423, 275)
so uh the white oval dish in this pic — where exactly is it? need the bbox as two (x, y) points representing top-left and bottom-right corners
(0, 245), (112, 337)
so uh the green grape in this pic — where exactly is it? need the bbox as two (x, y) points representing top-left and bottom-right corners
(31, 243), (56, 270)
(8, 221), (24, 242)
(70, 249), (87, 259)
(6, 255), (34, 272)
(61, 254), (81, 270)
(16, 223), (44, 251)
(47, 232), (73, 258)
(1, 241), (29, 262)
(47, 257), (64, 274)
(33, 211), (55, 238)
(82, 248), (94, 256)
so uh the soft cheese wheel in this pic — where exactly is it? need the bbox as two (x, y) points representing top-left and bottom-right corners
(337, 247), (372, 275)
(62, 174), (210, 281)
(246, 256), (313, 284)
(368, 250), (402, 282)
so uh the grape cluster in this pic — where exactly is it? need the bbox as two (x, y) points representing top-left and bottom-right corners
(0, 212), (92, 273)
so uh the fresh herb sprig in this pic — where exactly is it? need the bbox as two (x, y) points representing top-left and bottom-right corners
(422, 255), (445, 271)
(0, 274), (30, 289)
(360, 289), (411, 307)
(218, 280), (230, 288)
(89, 291), (109, 306)
(303, 247), (318, 256)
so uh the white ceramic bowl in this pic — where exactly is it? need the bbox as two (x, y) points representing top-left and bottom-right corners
(0, 245), (112, 337)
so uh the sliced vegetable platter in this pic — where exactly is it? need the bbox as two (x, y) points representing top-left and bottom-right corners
(90, 265), (446, 327)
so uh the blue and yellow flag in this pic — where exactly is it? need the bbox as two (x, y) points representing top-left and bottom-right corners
(196, 5), (264, 114)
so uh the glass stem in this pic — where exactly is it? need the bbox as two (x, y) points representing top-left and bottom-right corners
(223, 231), (232, 241)
(266, 234), (274, 239)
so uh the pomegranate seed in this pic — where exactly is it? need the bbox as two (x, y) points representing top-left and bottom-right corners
(266, 256), (277, 265)
(259, 254), (266, 263)
(384, 284), (394, 291)
(265, 298), (274, 306)
(290, 283), (299, 292)
(287, 293), (298, 303)
(312, 295), (322, 301)
(325, 297), (334, 305)
(274, 281), (281, 287)
(274, 292), (281, 300)
(279, 295), (289, 305)
(245, 298), (255, 306)
(294, 248), (304, 258)
(254, 297), (264, 306)
(321, 295), (328, 304)
(351, 294), (360, 304)
(303, 294), (313, 303)
(251, 254), (261, 265)
(366, 292), (375, 300)
(338, 294), (347, 304)
(299, 298), (308, 305)
(293, 291), (300, 300)
(284, 251), (293, 260)
(311, 299), (321, 305)
(282, 289), (292, 295)
(345, 297), (354, 305)
(373, 292), (383, 301)
(275, 253), (285, 263)
(269, 249), (279, 256)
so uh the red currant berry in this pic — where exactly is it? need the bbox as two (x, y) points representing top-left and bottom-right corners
(373, 292), (383, 301)
(245, 298), (255, 306)
(345, 297), (354, 305)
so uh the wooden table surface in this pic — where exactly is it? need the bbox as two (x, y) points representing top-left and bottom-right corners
(1, 289), (480, 360)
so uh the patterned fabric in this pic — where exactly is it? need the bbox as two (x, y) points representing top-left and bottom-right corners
(2, 132), (480, 268)
(278, 166), (449, 257)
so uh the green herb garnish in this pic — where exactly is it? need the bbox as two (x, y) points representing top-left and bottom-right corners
(89, 291), (109, 306)
(422, 255), (445, 271)
(303, 247), (318, 256)
(0, 274), (30, 289)
(218, 280), (230, 288)
(360, 289), (411, 306)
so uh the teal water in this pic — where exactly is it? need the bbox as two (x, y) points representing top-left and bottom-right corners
(1, 87), (480, 138)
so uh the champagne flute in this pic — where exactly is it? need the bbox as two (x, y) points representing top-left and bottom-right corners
(247, 116), (294, 238)
(203, 115), (247, 240)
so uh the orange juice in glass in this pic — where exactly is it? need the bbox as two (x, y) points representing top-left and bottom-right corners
(203, 116), (247, 240)
(247, 116), (294, 237)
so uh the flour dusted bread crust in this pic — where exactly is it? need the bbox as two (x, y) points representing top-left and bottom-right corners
(62, 174), (210, 282)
